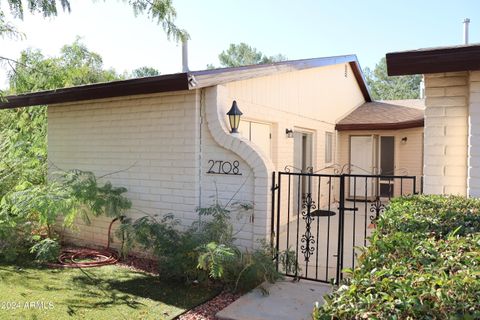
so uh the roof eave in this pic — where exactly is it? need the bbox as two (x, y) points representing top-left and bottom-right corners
(0, 73), (190, 109)
(335, 118), (424, 131)
(0, 55), (372, 109)
(386, 44), (480, 76)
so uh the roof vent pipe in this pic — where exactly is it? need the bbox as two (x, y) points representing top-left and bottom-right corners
(463, 18), (470, 45)
(182, 40), (189, 72)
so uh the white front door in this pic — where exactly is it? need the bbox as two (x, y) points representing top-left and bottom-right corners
(349, 136), (377, 198)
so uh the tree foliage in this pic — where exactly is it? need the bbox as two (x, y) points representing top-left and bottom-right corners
(1, 0), (187, 41)
(130, 66), (160, 78)
(0, 39), (122, 209)
(6, 0), (71, 19)
(364, 57), (422, 100)
(0, 11), (21, 39)
(127, 0), (188, 41)
(9, 38), (120, 94)
(212, 43), (287, 68)
(0, 0), (70, 39)
(0, 41), (133, 263)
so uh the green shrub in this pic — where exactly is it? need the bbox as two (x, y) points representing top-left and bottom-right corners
(122, 202), (287, 292)
(197, 242), (236, 279)
(378, 195), (480, 238)
(120, 213), (205, 281)
(0, 220), (34, 262)
(0, 169), (131, 263)
(30, 238), (60, 262)
(316, 195), (480, 320)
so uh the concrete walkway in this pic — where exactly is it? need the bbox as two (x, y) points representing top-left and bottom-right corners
(216, 279), (332, 320)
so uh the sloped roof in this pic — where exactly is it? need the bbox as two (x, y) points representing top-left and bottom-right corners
(0, 55), (371, 109)
(335, 99), (424, 131)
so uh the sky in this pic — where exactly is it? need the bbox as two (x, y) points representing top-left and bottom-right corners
(1, 0), (480, 89)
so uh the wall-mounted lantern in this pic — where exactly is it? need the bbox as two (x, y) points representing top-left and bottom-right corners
(401, 137), (408, 144)
(227, 100), (243, 134)
(286, 128), (294, 138)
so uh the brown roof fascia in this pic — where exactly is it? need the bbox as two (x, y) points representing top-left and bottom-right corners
(0, 55), (373, 109)
(386, 44), (480, 76)
(0, 73), (190, 109)
(335, 118), (424, 131)
(349, 61), (372, 102)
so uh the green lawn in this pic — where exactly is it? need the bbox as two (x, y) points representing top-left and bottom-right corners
(0, 259), (220, 320)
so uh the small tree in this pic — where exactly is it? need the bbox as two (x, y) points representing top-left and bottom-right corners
(364, 57), (422, 100)
(211, 43), (287, 68)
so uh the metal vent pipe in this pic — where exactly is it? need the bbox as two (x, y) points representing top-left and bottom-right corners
(464, 18), (470, 45)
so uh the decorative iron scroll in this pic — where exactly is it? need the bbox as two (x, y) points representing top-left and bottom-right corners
(300, 193), (316, 262)
(369, 196), (386, 223)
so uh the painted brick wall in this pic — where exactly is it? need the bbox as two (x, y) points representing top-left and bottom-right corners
(424, 72), (469, 195)
(224, 64), (365, 174)
(202, 86), (270, 248)
(48, 91), (201, 248)
(199, 88), (255, 249)
(49, 89), (259, 250)
(468, 71), (480, 197)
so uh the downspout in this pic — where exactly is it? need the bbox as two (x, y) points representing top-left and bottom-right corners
(198, 88), (205, 208)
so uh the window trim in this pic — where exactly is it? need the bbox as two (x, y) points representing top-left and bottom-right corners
(325, 132), (334, 163)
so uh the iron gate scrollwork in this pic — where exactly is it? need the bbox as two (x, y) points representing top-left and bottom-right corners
(271, 171), (420, 284)
(300, 193), (316, 263)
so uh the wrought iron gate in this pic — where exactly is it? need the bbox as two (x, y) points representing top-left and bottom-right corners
(271, 170), (419, 284)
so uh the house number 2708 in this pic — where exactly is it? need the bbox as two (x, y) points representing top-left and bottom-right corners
(207, 160), (242, 175)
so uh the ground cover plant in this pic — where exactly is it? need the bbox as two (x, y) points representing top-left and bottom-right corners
(315, 195), (480, 319)
(120, 200), (296, 293)
(0, 256), (219, 320)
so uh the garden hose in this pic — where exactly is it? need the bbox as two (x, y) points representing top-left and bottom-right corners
(48, 216), (125, 268)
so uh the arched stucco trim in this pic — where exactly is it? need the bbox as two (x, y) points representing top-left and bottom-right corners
(204, 85), (275, 247)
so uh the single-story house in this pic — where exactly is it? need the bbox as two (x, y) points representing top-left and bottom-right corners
(0, 55), (424, 250)
(386, 44), (480, 197)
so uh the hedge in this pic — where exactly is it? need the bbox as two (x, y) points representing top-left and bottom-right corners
(315, 195), (480, 320)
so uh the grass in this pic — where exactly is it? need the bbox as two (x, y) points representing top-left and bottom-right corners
(0, 258), (220, 320)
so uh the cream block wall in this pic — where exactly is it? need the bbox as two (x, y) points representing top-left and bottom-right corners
(48, 91), (202, 248)
(49, 88), (267, 250)
(199, 88), (255, 249)
(224, 63), (365, 173)
(205, 86), (273, 247)
(424, 72), (469, 196)
(468, 71), (480, 197)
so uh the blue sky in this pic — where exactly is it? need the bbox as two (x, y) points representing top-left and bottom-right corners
(1, 0), (480, 88)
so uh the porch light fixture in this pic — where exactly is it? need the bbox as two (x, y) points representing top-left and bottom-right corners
(401, 137), (408, 144)
(286, 128), (294, 138)
(227, 100), (243, 133)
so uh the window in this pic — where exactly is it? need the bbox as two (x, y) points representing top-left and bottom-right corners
(325, 132), (333, 163)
